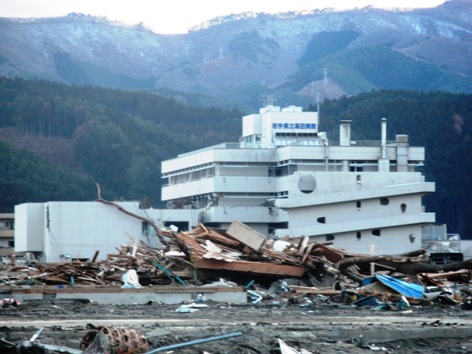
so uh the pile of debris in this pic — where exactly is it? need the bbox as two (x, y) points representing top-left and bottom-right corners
(4, 220), (472, 353)
(2, 220), (472, 308)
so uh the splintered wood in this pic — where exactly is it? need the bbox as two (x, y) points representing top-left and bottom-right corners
(0, 244), (194, 287)
(174, 222), (306, 277)
(2, 220), (472, 289)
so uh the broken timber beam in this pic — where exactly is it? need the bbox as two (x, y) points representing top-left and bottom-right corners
(290, 286), (342, 296)
(95, 183), (169, 247)
(194, 258), (305, 277)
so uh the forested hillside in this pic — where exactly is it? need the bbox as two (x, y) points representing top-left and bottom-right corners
(0, 141), (96, 208)
(1, 77), (471, 238)
(0, 77), (242, 209)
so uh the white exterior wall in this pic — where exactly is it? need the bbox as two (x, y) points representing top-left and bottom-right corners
(14, 203), (44, 252)
(42, 201), (144, 262)
(279, 211), (434, 237)
(281, 201), (434, 235)
(305, 225), (424, 255)
(14, 201), (157, 263)
(163, 148), (275, 175)
(162, 178), (216, 200)
(217, 197), (269, 207)
(276, 172), (433, 208)
(203, 205), (287, 224)
(242, 114), (262, 137)
(162, 148), (217, 175)
(162, 144), (426, 202)
(218, 165), (268, 177)
(285, 194), (423, 227)
(269, 169), (435, 252)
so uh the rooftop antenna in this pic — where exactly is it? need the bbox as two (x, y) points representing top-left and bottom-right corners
(261, 94), (278, 107)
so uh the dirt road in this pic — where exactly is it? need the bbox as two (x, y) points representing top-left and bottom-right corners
(2, 298), (472, 353)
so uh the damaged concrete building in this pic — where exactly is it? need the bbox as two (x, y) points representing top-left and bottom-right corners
(159, 105), (435, 255)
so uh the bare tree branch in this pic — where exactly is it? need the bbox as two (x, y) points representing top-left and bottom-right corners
(95, 183), (170, 247)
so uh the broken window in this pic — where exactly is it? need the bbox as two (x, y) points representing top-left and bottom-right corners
(326, 234), (335, 241)
(380, 197), (389, 205)
(142, 221), (150, 235)
(317, 217), (326, 224)
(372, 229), (381, 236)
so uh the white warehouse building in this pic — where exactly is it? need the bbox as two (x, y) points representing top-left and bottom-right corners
(14, 105), (436, 262)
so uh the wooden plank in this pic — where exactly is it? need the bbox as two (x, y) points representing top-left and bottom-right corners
(194, 258), (305, 277)
(298, 236), (309, 255)
(422, 269), (471, 279)
(260, 247), (300, 265)
(205, 228), (241, 247)
(312, 243), (344, 263)
(290, 285), (342, 296)
(226, 221), (266, 251)
(301, 243), (315, 264)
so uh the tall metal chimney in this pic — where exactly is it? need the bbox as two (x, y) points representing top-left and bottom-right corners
(340, 120), (351, 171)
(340, 120), (351, 147)
(381, 118), (387, 159)
(378, 118), (389, 172)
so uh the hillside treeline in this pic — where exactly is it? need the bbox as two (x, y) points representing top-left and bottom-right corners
(0, 77), (242, 209)
(0, 77), (471, 238)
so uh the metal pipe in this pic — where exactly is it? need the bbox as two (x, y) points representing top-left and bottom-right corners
(145, 331), (243, 353)
(29, 327), (44, 342)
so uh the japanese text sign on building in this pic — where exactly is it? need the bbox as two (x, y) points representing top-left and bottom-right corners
(272, 123), (317, 130)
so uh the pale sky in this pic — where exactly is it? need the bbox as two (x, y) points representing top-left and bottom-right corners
(0, 0), (448, 34)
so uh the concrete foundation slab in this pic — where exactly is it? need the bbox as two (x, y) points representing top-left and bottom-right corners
(0, 286), (247, 304)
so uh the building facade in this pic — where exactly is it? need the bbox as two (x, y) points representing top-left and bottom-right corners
(14, 201), (160, 262)
(0, 213), (14, 248)
(160, 105), (435, 255)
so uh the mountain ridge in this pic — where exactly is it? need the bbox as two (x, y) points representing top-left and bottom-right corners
(1, 2), (471, 109)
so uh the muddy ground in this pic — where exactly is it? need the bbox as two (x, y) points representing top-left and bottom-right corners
(2, 297), (472, 353)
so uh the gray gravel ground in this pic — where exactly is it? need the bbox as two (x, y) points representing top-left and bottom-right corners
(2, 298), (472, 353)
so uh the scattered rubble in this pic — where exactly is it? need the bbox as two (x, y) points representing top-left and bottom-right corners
(2, 221), (472, 353)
